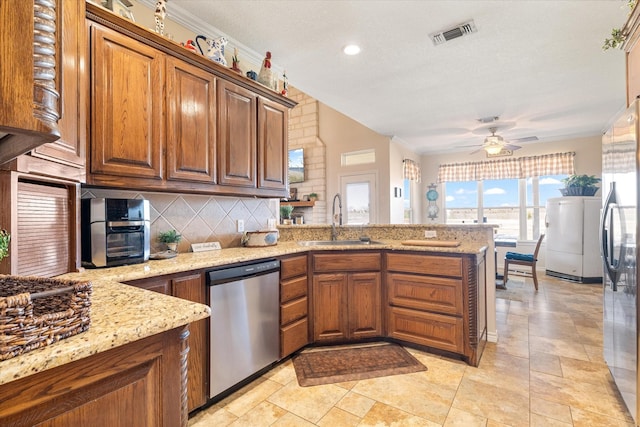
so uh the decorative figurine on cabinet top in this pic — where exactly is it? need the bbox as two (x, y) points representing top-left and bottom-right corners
(154, 0), (167, 36)
(182, 39), (197, 53)
(281, 70), (288, 96)
(258, 51), (277, 91)
(231, 48), (242, 74)
(195, 35), (228, 66)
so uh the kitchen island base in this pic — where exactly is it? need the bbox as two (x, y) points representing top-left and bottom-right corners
(0, 326), (189, 427)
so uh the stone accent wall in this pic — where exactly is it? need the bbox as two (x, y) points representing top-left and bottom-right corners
(287, 87), (326, 224)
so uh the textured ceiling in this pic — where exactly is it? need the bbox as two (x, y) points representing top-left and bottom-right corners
(167, 0), (629, 154)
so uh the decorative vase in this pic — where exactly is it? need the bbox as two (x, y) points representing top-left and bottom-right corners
(166, 242), (178, 252)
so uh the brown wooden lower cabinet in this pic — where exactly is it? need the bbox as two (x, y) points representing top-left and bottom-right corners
(311, 252), (382, 343)
(387, 306), (464, 353)
(279, 254), (310, 357)
(0, 326), (189, 427)
(125, 271), (207, 411)
(386, 252), (487, 366)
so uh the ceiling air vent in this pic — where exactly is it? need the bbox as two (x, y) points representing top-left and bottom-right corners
(430, 20), (477, 46)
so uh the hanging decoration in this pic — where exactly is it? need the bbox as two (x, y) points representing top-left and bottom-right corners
(426, 183), (439, 220)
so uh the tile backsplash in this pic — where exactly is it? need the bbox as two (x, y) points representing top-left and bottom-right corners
(82, 188), (278, 253)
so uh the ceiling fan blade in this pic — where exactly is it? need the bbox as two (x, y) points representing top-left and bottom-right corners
(504, 144), (521, 150)
(469, 147), (485, 154)
(509, 136), (538, 143)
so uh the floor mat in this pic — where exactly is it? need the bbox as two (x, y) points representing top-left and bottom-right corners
(292, 342), (427, 387)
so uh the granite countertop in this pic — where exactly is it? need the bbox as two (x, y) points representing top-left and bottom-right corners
(0, 278), (210, 386)
(0, 237), (486, 386)
(55, 240), (487, 284)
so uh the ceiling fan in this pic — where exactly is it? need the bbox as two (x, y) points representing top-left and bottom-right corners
(469, 127), (539, 155)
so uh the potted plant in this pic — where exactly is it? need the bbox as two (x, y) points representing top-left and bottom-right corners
(0, 229), (10, 261)
(560, 174), (601, 196)
(308, 193), (318, 202)
(280, 205), (294, 225)
(158, 229), (181, 252)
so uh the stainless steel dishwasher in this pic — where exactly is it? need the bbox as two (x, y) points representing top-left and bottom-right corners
(206, 259), (280, 399)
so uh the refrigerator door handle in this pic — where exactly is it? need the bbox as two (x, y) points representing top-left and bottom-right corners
(600, 182), (619, 289)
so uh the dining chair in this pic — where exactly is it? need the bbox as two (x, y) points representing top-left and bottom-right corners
(503, 234), (545, 290)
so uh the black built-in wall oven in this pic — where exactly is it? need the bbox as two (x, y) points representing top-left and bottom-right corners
(81, 198), (150, 268)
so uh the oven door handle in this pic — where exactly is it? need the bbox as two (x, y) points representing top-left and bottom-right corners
(107, 220), (147, 227)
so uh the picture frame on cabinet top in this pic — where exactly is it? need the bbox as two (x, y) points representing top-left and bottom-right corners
(103, 0), (135, 22)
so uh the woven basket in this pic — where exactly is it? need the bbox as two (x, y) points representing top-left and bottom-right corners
(0, 275), (92, 361)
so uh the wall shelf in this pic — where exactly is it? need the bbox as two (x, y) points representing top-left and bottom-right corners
(281, 200), (315, 207)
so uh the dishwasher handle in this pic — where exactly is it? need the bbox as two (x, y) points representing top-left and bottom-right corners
(207, 259), (280, 285)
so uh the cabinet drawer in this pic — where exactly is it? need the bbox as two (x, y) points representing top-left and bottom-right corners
(281, 275), (308, 303)
(281, 296), (308, 325)
(387, 306), (463, 353)
(280, 255), (307, 280)
(281, 317), (309, 357)
(313, 253), (381, 272)
(386, 253), (462, 278)
(387, 273), (463, 316)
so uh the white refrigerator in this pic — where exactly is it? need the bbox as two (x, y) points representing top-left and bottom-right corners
(545, 196), (602, 282)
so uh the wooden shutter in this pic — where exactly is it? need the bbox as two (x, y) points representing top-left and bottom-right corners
(16, 181), (71, 277)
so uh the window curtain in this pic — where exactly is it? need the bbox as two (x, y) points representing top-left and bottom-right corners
(437, 152), (575, 182)
(403, 159), (421, 182)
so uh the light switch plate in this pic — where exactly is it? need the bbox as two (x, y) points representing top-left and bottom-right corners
(268, 218), (276, 229)
(425, 230), (437, 238)
(237, 219), (244, 232)
(191, 242), (221, 252)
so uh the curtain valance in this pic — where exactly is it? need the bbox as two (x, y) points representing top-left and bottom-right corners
(437, 152), (575, 182)
(403, 158), (421, 182)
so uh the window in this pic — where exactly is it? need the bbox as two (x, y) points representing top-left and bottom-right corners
(403, 179), (412, 223)
(341, 173), (377, 224)
(444, 174), (567, 240)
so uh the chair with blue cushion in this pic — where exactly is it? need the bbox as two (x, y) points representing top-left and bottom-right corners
(503, 234), (545, 290)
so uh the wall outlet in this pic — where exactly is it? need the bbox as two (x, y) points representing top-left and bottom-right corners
(425, 230), (437, 238)
(237, 219), (244, 232)
(268, 218), (276, 229)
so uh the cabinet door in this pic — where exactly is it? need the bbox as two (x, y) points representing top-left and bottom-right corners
(313, 273), (348, 341)
(172, 274), (207, 412)
(257, 97), (287, 191)
(217, 80), (257, 187)
(31, 0), (86, 169)
(90, 24), (164, 180)
(348, 272), (381, 339)
(166, 57), (216, 183)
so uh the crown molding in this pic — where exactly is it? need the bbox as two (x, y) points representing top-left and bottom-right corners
(136, 0), (283, 76)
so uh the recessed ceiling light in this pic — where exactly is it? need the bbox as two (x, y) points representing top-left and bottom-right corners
(343, 44), (361, 55)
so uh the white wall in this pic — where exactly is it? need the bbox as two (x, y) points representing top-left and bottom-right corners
(418, 135), (603, 224)
(319, 103), (392, 224)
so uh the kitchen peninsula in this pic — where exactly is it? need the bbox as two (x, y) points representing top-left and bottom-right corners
(0, 223), (491, 423)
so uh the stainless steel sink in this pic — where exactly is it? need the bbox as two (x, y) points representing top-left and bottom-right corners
(298, 239), (384, 246)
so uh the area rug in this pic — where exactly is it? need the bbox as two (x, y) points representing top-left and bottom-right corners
(292, 342), (427, 387)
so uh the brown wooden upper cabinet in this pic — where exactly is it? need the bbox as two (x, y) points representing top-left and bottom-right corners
(166, 57), (217, 184)
(89, 23), (165, 181)
(0, 1), (63, 164)
(85, 4), (295, 197)
(258, 98), (289, 191)
(218, 80), (257, 187)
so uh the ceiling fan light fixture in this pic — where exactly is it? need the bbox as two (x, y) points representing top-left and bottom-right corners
(484, 144), (503, 155)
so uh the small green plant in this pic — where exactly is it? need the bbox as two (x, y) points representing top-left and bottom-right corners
(308, 192), (318, 200)
(562, 174), (601, 188)
(158, 229), (182, 243)
(0, 229), (10, 261)
(603, 0), (637, 50)
(280, 205), (294, 219)
(560, 174), (601, 196)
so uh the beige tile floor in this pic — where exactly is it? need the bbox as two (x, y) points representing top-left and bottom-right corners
(189, 275), (635, 426)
